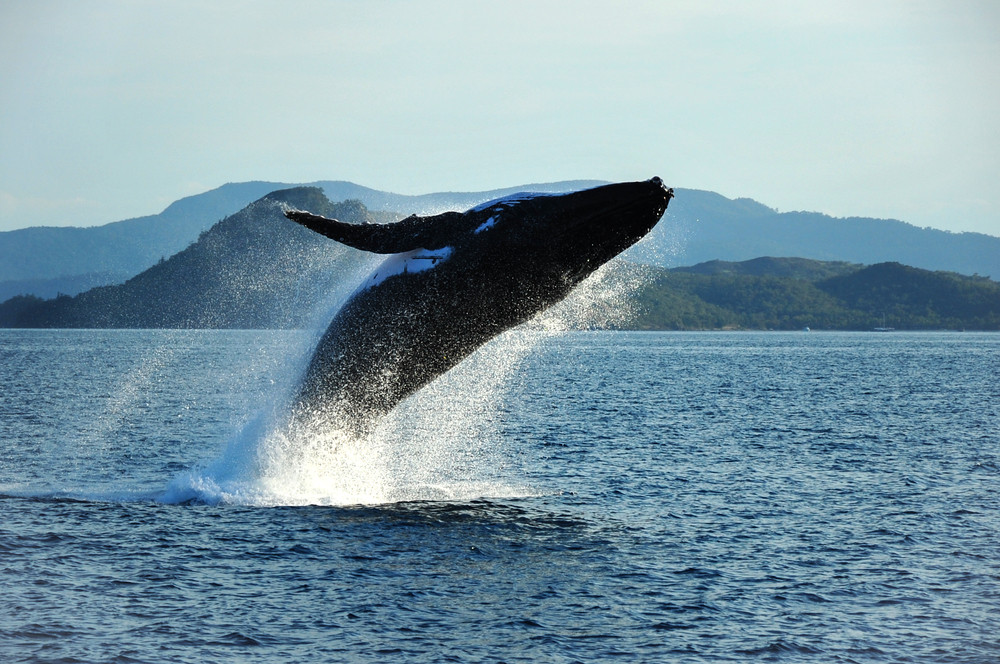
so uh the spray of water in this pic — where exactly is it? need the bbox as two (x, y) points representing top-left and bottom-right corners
(159, 321), (544, 506)
(160, 242), (660, 507)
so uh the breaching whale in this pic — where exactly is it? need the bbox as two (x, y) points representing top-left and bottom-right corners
(283, 177), (673, 431)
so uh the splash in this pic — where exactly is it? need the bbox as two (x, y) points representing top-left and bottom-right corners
(160, 244), (659, 507)
(533, 259), (654, 332)
(159, 326), (541, 506)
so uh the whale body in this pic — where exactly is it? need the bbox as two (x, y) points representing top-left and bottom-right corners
(283, 177), (673, 431)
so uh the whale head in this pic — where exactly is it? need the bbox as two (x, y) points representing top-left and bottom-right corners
(462, 177), (673, 289)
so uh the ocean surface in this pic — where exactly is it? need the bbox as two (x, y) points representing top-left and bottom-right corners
(1, 329), (998, 663)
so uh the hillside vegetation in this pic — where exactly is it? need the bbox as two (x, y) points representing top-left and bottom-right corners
(632, 259), (1000, 330)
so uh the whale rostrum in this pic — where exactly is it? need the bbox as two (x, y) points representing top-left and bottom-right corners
(282, 177), (673, 431)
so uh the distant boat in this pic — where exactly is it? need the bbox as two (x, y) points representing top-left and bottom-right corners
(874, 314), (895, 332)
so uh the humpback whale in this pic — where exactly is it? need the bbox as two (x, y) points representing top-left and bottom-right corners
(283, 177), (673, 431)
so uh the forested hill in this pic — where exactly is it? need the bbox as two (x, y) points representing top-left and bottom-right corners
(0, 188), (392, 329)
(632, 258), (1000, 330)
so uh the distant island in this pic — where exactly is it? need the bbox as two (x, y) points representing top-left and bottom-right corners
(630, 258), (1000, 331)
(1, 191), (998, 331)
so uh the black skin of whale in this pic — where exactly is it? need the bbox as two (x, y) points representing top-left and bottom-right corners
(283, 177), (673, 431)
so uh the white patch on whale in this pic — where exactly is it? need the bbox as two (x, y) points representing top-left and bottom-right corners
(363, 246), (454, 291)
(474, 216), (496, 234)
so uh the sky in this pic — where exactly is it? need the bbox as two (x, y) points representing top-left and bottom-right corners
(1, 0), (998, 235)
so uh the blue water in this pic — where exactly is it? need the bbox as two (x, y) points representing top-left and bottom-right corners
(2, 329), (998, 663)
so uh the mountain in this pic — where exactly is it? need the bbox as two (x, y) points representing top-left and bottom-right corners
(632, 188), (1000, 278)
(0, 271), (125, 303)
(631, 258), (1000, 331)
(0, 181), (290, 287)
(0, 188), (383, 329)
(818, 262), (1000, 328)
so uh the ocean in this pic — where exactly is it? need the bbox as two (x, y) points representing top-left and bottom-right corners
(1, 328), (998, 663)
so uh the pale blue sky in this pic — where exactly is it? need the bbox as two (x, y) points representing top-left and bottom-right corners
(1, 0), (998, 235)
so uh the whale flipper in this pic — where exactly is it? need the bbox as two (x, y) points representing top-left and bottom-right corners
(285, 209), (465, 254)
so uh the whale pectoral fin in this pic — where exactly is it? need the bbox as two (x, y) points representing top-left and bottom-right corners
(284, 210), (391, 253)
(284, 210), (464, 254)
